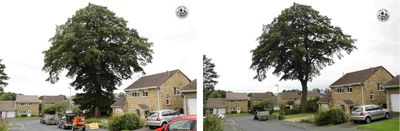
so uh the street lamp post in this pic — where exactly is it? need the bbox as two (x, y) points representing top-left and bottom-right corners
(68, 87), (72, 111)
(275, 84), (279, 109)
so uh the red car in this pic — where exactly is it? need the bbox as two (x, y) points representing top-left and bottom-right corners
(155, 115), (197, 131)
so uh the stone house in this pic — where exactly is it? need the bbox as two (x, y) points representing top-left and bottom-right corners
(111, 95), (126, 116)
(330, 66), (393, 113)
(124, 69), (191, 118)
(180, 79), (197, 115)
(317, 93), (332, 111)
(205, 98), (226, 115)
(0, 101), (16, 119)
(16, 95), (40, 117)
(248, 92), (274, 110)
(383, 75), (399, 112)
(278, 91), (301, 106)
(40, 95), (65, 113)
(226, 93), (249, 113)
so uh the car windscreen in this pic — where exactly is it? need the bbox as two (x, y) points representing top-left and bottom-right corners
(148, 112), (159, 117)
(353, 107), (363, 112)
(168, 120), (196, 131)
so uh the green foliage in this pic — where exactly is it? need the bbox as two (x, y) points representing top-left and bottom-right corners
(73, 93), (114, 117)
(251, 98), (275, 113)
(286, 100), (295, 105)
(0, 92), (18, 101)
(209, 91), (222, 98)
(107, 113), (145, 131)
(358, 119), (399, 131)
(250, 3), (356, 112)
(306, 97), (319, 112)
(204, 115), (223, 131)
(314, 108), (349, 126)
(203, 55), (219, 102)
(0, 59), (10, 93)
(43, 100), (68, 114)
(278, 110), (286, 120)
(42, 3), (152, 117)
(282, 109), (301, 115)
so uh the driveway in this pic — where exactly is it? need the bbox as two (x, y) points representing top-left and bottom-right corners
(7, 119), (108, 131)
(225, 115), (307, 131)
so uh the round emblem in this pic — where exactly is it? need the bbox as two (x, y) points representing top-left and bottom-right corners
(377, 9), (390, 22)
(176, 6), (188, 19)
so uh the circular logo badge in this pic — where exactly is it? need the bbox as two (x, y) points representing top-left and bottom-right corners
(176, 6), (188, 19)
(377, 9), (390, 22)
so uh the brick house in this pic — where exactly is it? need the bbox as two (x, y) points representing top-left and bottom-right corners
(383, 75), (399, 112)
(205, 98), (226, 115)
(226, 93), (249, 113)
(278, 91), (301, 106)
(330, 66), (393, 113)
(180, 79), (197, 115)
(124, 69), (191, 118)
(317, 93), (332, 111)
(16, 95), (40, 117)
(111, 95), (126, 116)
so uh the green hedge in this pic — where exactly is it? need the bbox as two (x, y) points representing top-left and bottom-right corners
(204, 115), (223, 131)
(314, 108), (349, 126)
(282, 109), (300, 115)
(107, 113), (145, 131)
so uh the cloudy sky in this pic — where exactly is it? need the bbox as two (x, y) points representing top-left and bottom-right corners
(0, 0), (201, 96)
(199, 0), (399, 93)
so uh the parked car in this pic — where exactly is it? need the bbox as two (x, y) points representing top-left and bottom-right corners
(351, 105), (390, 124)
(146, 109), (184, 129)
(58, 113), (74, 129)
(40, 114), (59, 125)
(72, 114), (85, 131)
(216, 113), (225, 119)
(155, 115), (196, 131)
(254, 110), (269, 121)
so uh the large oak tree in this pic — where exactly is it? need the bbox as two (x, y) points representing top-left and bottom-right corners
(0, 59), (9, 93)
(250, 3), (356, 112)
(203, 55), (219, 102)
(43, 3), (153, 117)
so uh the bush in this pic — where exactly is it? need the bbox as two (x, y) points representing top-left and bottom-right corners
(251, 98), (275, 113)
(107, 113), (145, 131)
(283, 109), (300, 115)
(204, 115), (223, 131)
(0, 120), (10, 131)
(278, 109), (286, 120)
(230, 111), (237, 114)
(314, 108), (349, 126)
(306, 97), (319, 112)
(20, 114), (27, 117)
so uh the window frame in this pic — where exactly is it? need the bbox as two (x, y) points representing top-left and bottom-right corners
(166, 97), (171, 105)
(347, 86), (352, 93)
(143, 90), (148, 97)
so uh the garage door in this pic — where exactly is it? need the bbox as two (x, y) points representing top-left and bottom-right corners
(390, 94), (399, 112)
(187, 98), (197, 115)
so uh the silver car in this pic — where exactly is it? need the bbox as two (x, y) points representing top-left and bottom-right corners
(146, 109), (184, 129)
(351, 105), (390, 124)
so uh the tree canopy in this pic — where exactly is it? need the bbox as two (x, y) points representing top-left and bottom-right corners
(250, 3), (356, 112)
(0, 59), (9, 93)
(203, 55), (219, 102)
(42, 3), (153, 117)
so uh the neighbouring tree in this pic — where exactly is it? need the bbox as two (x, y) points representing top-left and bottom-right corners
(251, 98), (275, 113)
(312, 88), (321, 94)
(0, 59), (10, 93)
(203, 55), (219, 102)
(250, 3), (356, 112)
(43, 3), (153, 117)
(209, 91), (222, 98)
(73, 93), (115, 117)
(43, 100), (68, 114)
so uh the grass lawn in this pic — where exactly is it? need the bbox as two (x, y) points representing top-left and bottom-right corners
(284, 113), (314, 119)
(358, 119), (399, 131)
(15, 116), (40, 121)
(225, 112), (251, 117)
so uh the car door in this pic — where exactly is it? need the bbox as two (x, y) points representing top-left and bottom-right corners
(375, 106), (385, 119)
(162, 111), (171, 122)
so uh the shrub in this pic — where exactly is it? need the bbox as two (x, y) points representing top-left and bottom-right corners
(107, 113), (145, 131)
(20, 114), (27, 117)
(306, 97), (319, 112)
(0, 119), (10, 131)
(204, 115), (223, 131)
(250, 98), (275, 113)
(283, 109), (300, 115)
(314, 108), (349, 126)
(278, 109), (286, 120)
(230, 111), (237, 114)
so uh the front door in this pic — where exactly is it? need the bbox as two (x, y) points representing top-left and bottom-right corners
(237, 107), (241, 113)
(27, 110), (31, 117)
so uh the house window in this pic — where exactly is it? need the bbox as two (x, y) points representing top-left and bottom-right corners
(166, 97), (170, 105)
(336, 87), (345, 93)
(347, 86), (352, 93)
(131, 91), (140, 97)
(143, 90), (148, 97)
(377, 83), (384, 91)
(174, 87), (180, 95)
(370, 91), (373, 100)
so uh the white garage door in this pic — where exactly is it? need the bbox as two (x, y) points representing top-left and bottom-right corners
(187, 98), (197, 115)
(6, 111), (15, 118)
(390, 94), (399, 112)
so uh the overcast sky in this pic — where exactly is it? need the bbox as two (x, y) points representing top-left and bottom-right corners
(0, 0), (399, 97)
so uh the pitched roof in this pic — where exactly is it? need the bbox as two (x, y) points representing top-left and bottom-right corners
(307, 91), (321, 98)
(0, 101), (16, 111)
(181, 79), (197, 92)
(280, 91), (301, 99)
(330, 66), (391, 87)
(317, 93), (331, 104)
(249, 92), (273, 100)
(383, 75), (399, 88)
(124, 70), (189, 91)
(226, 93), (249, 100)
(16, 95), (40, 103)
(42, 96), (65, 104)
(206, 98), (226, 108)
(111, 96), (125, 108)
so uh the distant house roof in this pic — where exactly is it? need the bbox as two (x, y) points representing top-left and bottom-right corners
(226, 93), (249, 100)
(16, 95), (40, 103)
(306, 91), (321, 98)
(0, 101), (16, 111)
(317, 93), (331, 104)
(206, 98), (226, 108)
(124, 70), (190, 91)
(111, 96), (126, 108)
(181, 79), (197, 93)
(249, 92), (273, 101)
(383, 75), (399, 88)
(330, 66), (392, 87)
(42, 96), (65, 104)
(280, 91), (301, 99)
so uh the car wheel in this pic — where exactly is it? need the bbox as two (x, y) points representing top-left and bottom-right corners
(353, 120), (358, 124)
(385, 113), (390, 119)
(149, 126), (154, 129)
(365, 117), (371, 124)
(82, 127), (85, 131)
(161, 122), (167, 127)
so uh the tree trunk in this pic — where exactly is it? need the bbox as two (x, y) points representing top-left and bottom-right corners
(95, 105), (100, 117)
(300, 80), (308, 113)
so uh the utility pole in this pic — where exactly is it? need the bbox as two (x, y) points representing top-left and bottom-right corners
(68, 87), (72, 111)
(275, 84), (279, 109)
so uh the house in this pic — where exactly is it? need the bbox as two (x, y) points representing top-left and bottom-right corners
(41, 95), (65, 105)
(205, 98), (226, 115)
(317, 93), (332, 111)
(124, 69), (191, 118)
(180, 79), (197, 115)
(306, 91), (321, 100)
(248, 92), (274, 109)
(383, 75), (399, 112)
(16, 95), (40, 117)
(111, 95), (126, 116)
(278, 91), (301, 106)
(0, 101), (16, 119)
(226, 93), (249, 113)
(330, 66), (393, 113)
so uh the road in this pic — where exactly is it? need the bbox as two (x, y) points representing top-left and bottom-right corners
(8, 119), (108, 131)
(225, 115), (307, 131)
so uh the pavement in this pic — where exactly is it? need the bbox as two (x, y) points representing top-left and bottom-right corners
(7, 119), (108, 131)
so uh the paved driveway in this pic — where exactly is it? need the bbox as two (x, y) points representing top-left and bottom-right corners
(225, 115), (307, 131)
(7, 119), (108, 131)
